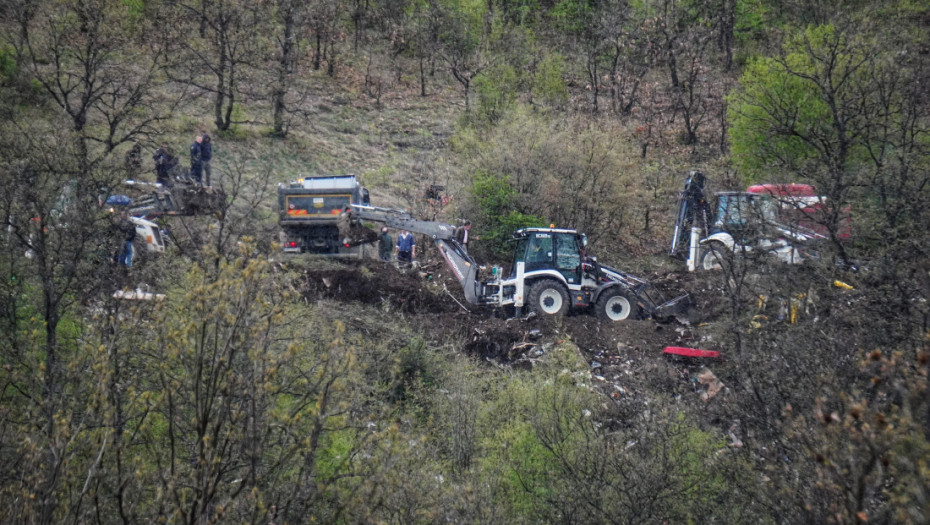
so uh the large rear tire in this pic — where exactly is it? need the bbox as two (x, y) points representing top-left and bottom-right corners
(527, 279), (569, 317)
(700, 241), (731, 271)
(596, 287), (639, 322)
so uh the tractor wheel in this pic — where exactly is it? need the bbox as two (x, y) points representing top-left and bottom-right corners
(595, 288), (639, 322)
(527, 279), (569, 317)
(700, 242), (731, 271)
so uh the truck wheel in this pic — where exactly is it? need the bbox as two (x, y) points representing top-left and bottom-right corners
(596, 288), (638, 322)
(701, 242), (730, 271)
(528, 279), (569, 317)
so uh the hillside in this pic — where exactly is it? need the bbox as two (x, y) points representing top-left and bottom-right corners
(1, 0), (929, 523)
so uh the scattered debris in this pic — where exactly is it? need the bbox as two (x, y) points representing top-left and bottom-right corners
(727, 420), (743, 448)
(696, 368), (724, 401)
(113, 288), (166, 301)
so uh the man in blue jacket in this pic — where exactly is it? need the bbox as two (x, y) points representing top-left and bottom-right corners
(396, 230), (416, 266)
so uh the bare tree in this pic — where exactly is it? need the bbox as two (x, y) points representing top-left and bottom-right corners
(437, 6), (494, 112)
(166, 0), (266, 131)
(19, 0), (169, 167)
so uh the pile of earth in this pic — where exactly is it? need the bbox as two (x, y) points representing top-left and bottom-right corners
(293, 256), (730, 411)
(298, 259), (458, 314)
(294, 257), (710, 362)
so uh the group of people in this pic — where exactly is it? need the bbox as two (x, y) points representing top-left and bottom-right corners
(151, 133), (213, 186)
(377, 220), (472, 265)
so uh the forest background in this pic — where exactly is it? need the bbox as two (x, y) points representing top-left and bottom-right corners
(1, 0), (929, 522)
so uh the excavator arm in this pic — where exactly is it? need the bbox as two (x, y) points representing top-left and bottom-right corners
(343, 205), (457, 240)
(124, 181), (226, 219)
(670, 171), (710, 258)
(342, 205), (482, 304)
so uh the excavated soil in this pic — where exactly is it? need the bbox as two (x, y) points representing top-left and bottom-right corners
(292, 256), (729, 408)
(299, 262), (457, 314)
(295, 257), (708, 363)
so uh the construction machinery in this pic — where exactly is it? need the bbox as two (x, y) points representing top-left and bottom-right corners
(106, 180), (227, 255)
(277, 175), (373, 255)
(670, 171), (826, 271)
(129, 216), (166, 253)
(343, 205), (690, 321)
(122, 180), (227, 219)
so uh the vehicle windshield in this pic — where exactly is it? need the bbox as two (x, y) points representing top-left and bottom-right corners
(714, 194), (779, 229)
(509, 238), (528, 278)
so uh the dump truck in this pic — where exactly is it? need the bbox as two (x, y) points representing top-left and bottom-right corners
(278, 175), (373, 255)
(342, 205), (690, 321)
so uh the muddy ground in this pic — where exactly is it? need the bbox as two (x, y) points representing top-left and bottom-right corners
(296, 256), (727, 406)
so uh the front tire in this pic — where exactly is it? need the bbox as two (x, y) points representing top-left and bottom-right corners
(527, 279), (569, 317)
(596, 287), (639, 322)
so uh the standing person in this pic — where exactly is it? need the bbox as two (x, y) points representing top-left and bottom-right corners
(125, 142), (142, 179)
(455, 220), (472, 253)
(200, 133), (213, 186)
(117, 214), (136, 268)
(189, 134), (203, 185)
(396, 229), (416, 266)
(153, 143), (177, 186)
(378, 227), (393, 261)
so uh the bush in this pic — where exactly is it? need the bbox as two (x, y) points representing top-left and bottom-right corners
(469, 170), (544, 257)
(532, 53), (568, 109)
(0, 45), (17, 82)
(470, 64), (519, 127)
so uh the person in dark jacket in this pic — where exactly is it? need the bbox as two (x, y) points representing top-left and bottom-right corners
(117, 214), (136, 267)
(125, 142), (142, 179)
(190, 135), (203, 185)
(454, 220), (472, 253)
(200, 133), (213, 186)
(153, 144), (177, 186)
(378, 227), (393, 261)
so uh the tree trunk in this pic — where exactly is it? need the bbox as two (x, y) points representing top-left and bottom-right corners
(214, 41), (228, 130)
(273, 10), (296, 137)
(419, 56), (427, 97)
(719, 0), (735, 71)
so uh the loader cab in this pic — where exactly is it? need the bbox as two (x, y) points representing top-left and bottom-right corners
(511, 228), (585, 284)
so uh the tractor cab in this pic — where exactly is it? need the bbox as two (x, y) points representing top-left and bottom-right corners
(709, 192), (780, 244)
(510, 228), (585, 284)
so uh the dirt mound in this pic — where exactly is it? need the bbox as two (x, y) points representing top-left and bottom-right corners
(460, 316), (545, 361)
(298, 260), (458, 314)
(295, 258), (708, 369)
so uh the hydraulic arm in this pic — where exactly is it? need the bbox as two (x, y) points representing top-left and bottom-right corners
(343, 205), (482, 304)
